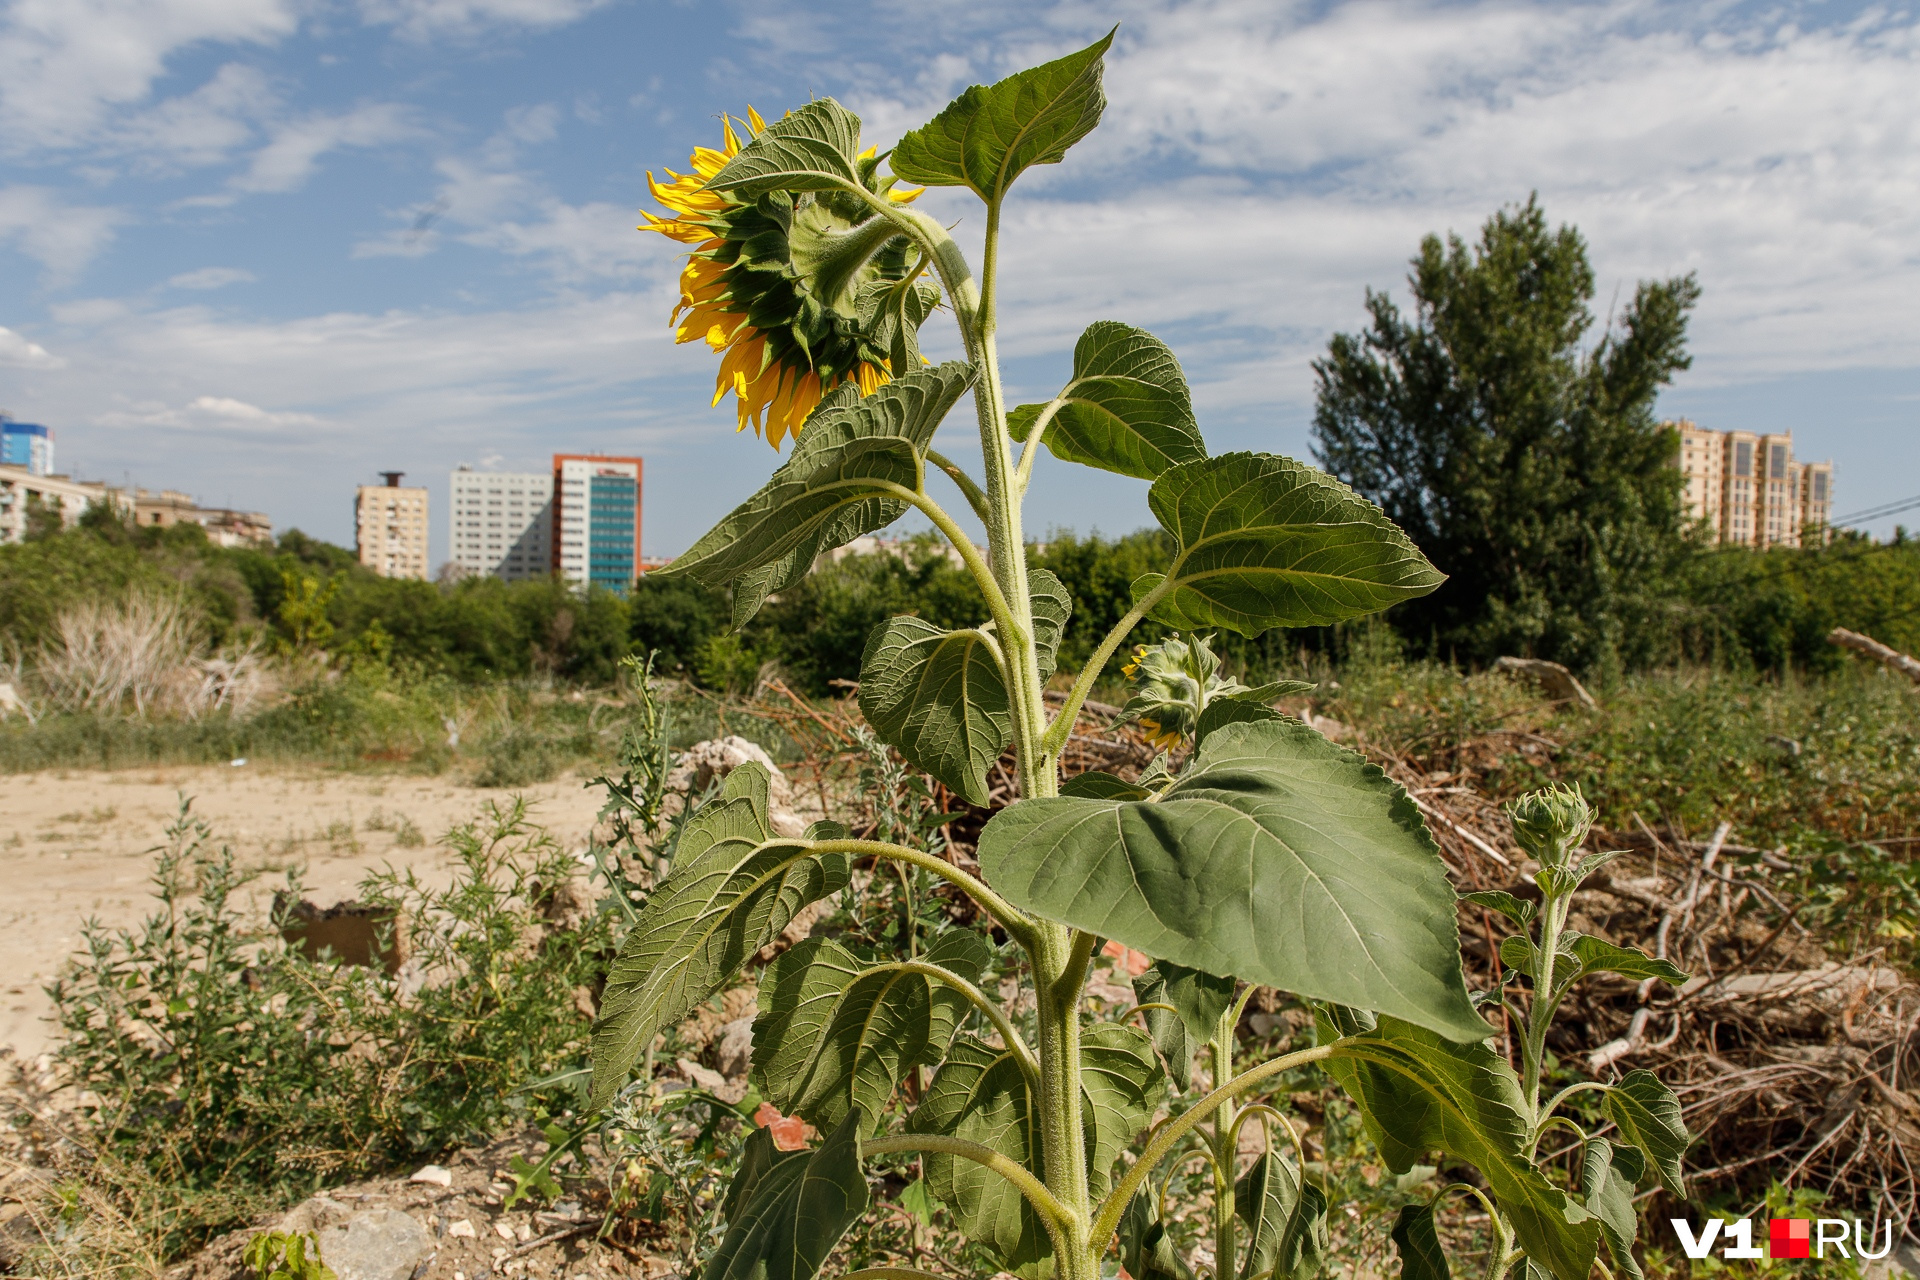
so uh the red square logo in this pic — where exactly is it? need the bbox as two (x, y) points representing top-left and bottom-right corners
(1770, 1218), (1811, 1259)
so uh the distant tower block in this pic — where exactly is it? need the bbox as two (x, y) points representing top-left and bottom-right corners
(552, 454), (642, 592)
(356, 472), (430, 580)
(1668, 420), (1832, 547)
(0, 418), (54, 477)
(450, 465), (555, 583)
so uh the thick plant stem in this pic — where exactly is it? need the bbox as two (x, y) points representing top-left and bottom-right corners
(1210, 1018), (1239, 1280)
(1030, 923), (1097, 1280)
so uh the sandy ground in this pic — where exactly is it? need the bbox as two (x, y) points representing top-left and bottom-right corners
(0, 765), (609, 1059)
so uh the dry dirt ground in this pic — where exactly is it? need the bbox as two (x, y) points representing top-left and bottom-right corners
(0, 765), (608, 1059)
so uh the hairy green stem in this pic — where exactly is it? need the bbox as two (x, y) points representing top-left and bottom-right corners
(1013, 395), (1067, 495)
(863, 1133), (1074, 1239)
(1210, 1014), (1240, 1280)
(925, 447), (992, 525)
(1092, 1044), (1337, 1249)
(1043, 577), (1171, 757)
(802, 838), (1036, 950)
(890, 959), (1039, 1086)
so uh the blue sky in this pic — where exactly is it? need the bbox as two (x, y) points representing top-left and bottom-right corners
(0, 0), (1916, 565)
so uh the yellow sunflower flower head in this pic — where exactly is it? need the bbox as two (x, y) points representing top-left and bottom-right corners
(641, 109), (937, 449)
(1114, 633), (1257, 750)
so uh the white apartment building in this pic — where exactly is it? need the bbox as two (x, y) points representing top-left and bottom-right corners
(355, 473), (430, 580)
(553, 454), (642, 592)
(0, 465), (129, 544)
(449, 467), (554, 582)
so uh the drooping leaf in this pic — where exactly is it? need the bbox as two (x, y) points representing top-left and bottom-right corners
(858, 275), (944, 376)
(653, 363), (973, 628)
(753, 928), (993, 1129)
(705, 98), (865, 200)
(1225, 680), (1317, 703)
(1236, 1152), (1328, 1280)
(859, 618), (1010, 806)
(1059, 770), (1151, 801)
(978, 719), (1487, 1041)
(1028, 567), (1072, 682)
(1130, 960), (1235, 1090)
(1130, 453), (1446, 636)
(1563, 935), (1689, 987)
(723, 1125), (797, 1225)
(590, 765), (851, 1109)
(1389, 1203), (1452, 1280)
(908, 1036), (1049, 1275)
(1119, 1190), (1196, 1280)
(909, 1024), (1163, 1276)
(891, 29), (1114, 203)
(1604, 1070), (1688, 1197)
(1193, 697), (1283, 749)
(1458, 890), (1537, 928)
(1316, 1008), (1600, 1280)
(704, 1114), (869, 1280)
(1581, 1138), (1646, 1280)
(1007, 322), (1205, 481)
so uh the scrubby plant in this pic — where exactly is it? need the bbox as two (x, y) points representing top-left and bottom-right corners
(592, 34), (1690, 1280)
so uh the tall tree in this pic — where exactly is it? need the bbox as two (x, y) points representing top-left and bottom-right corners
(1312, 196), (1699, 673)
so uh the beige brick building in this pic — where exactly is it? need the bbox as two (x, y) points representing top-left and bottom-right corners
(355, 472), (430, 579)
(1670, 421), (1832, 548)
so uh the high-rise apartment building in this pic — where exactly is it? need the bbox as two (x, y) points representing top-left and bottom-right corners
(1670, 421), (1833, 548)
(0, 419), (53, 477)
(552, 454), (642, 592)
(355, 471), (430, 579)
(449, 467), (554, 581)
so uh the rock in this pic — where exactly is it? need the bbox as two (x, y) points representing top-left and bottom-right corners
(313, 1208), (433, 1280)
(409, 1165), (452, 1187)
(1308, 714), (1352, 742)
(715, 1017), (755, 1079)
(1493, 656), (1597, 710)
(493, 1221), (516, 1241)
(280, 1195), (356, 1236)
(275, 895), (409, 973)
(446, 1220), (477, 1239)
(540, 877), (597, 932)
(678, 1056), (748, 1104)
(667, 736), (808, 837)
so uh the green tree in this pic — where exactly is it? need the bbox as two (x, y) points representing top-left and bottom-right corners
(1311, 195), (1700, 673)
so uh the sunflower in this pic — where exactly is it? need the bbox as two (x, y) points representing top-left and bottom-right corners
(642, 110), (936, 449)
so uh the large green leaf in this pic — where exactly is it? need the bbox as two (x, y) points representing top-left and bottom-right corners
(1029, 567), (1072, 682)
(1131, 960), (1235, 1090)
(753, 928), (993, 1129)
(1059, 771), (1151, 801)
(978, 718), (1487, 1041)
(705, 98), (864, 200)
(1235, 1152), (1328, 1280)
(1389, 1203), (1452, 1280)
(1130, 453), (1445, 636)
(1580, 1138), (1646, 1280)
(653, 363), (973, 627)
(1192, 697), (1284, 750)
(859, 618), (1010, 806)
(890, 29), (1114, 203)
(590, 766), (851, 1109)
(1008, 322), (1205, 481)
(909, 1023), (1163, 1276)
(704, 1114), (869, 1280)
(1604, 1070), (1688, 1197)
(1316, 1009), (1599, 1280)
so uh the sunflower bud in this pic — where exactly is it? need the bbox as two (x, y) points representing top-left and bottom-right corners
(1506, 784), (1593, 870)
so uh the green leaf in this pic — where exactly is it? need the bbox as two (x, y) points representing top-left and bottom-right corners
(890, 29), (1114, 203)
(1581, 1138), (1646, 1280)
(753, 928), (993, 1129)
(1119, 1190), (1195, 1280)
(1138, 452), (1446, 636)
(723, 1125), (796, 1224)
(653, 363), (973, 628)
(858, 276), (944, 377)
(704, 1114), (870, 1280)
(1130, 960), (1235, 1089)
(909, 1024), (1163, 1276)
(859, 618), (1010, 806)
(1499, 934), (1541, 977)
(1236, 1152), (1329, 1280)
(978, 718), (1487, 1041)
(1564, 934), (1688, 986)
(1458, 890), (1536, 928)
(898, 1177), (938, 1228)
(590, 765), (851, 1109)
(1604, 1070), (1688, 1197)
(1389, 1203), (1452, 1280)
(1059, 770), (1151, 801)
(1029, 566), (1072, 683)
(1007, 322), (1206, 481)
(705, 98), (864, 200)
(1193, 697), (1282, 750)
(908, 1036), (1049, 1275)
(1224, 680), (1317, 703)
(1316, 1009), (1600, 1280)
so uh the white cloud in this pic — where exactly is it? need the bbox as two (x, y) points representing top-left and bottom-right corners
(98, 394), (326, 432)
(230, 103), (421, 194)
(0, 185), (126, 279)
(356, 0), (612, 40)
(0, 0), (297, 150)
(168, 266), (257, 290)
(108, 63), (277, 173)
(0, 326), (64, 368)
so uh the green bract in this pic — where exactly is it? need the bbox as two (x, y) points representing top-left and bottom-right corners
(596, 27), (1689, 1280)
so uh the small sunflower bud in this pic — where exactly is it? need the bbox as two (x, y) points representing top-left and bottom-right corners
(1507, 784), (1593, 869)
